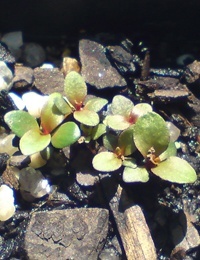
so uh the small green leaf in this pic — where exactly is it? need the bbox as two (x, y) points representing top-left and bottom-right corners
(20, 129), (51, 155)
(123, 166), (149, 183)
(74, 110), (99, 126)
(4, 110), (39, 138)
(104, 115), (131, 130)
(122, 158), (137, 168)
(132, 103), (152, 118)
(92, 123), (106, 140)
(159, 142), (177, 161)
(118, 127), (136, 156)
(41, 93), (65, 134)
(92, 151), (122, 172)
(64, 71), (87, 107)
(134, 112), (170, 157)
(51, 122), (80, 148)
(54, 94), (73, 116)
(151, 156), (197, 183)
(111, 95), (134, 116)
(103, 133), (118, 151)
(84, 97), (108, 112)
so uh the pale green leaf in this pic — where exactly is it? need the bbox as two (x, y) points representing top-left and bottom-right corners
(111, 95), (134, 116)
(40, 93), (65, 134)
(122, 158), (137, 168)
(84, 97), (108, 112)
(20, 129), (51, 155)
(118, 127), (136, 156)
(132, 103), (152, 118)
(104, 115), (131, 130)
(92, 123), (106, 140)
(64, 71), (87, 107)
(159, 142), (177, 162)
(54, 94), (73, 116)
(123, 166), (149, 183)
(134, 112), (170, 157)
(74, 110), (99, 126)
(4, 110), (39, 138)
(151, 156), (197, 183)
(51, 122), (80, 148)
(103, 133), (118, 151)
(92, 151), (122, 172)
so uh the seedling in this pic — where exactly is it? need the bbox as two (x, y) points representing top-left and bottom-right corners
(92, 127), (136, 171)
(124, 112), (197, 184)
(93, 110), (197, 184)
(103, 95), (152, 130)
(55, 71), (108, 126)
(4, 92), (80, 156)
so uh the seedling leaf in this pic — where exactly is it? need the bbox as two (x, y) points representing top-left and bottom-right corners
(132, 103), (152, 118)
(103, 133), (118, 151)
(74, 110), (99, 126)
(151, 156), (197, 183)
(92, 151), (122, 172)
(134, 112), (170, 157)
(111, 95), (134, 116)
(118, 127), (136, 156)
(64, 71), (87, 107)
(4, 110), (39, 138)
(54, 94), (73, 116)
(20, 129), (51, 155)
(104, 115), (131, 130)
(159, 142), (177, 162)
(92, 123), (106, 140)
(123, 166), (149, 183)
(41, 93), (65, 134)
(122, 158), (137, 168)
(51, 122), (80, 148)
(85, 97), (108, 112)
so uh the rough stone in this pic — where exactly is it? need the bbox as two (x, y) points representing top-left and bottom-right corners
(24, 208), (109, 259)
(33, 67), (64, 95)
(22, 43), (46, 68)
(0, 61), (13, 91)
(76, 172), (99, 187)
(12, 65), (34, 89)
(79, 39), (126, 89)
(0, 42), (15, 64)
(184, 60), (200, 84)
(106, 45), (136, 75)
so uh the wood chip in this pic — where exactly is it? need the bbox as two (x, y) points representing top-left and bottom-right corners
(109, 185), (157, 260)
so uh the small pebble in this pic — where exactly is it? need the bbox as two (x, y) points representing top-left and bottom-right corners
(0, 61), (13, 91)
(22, 43), (46, 67)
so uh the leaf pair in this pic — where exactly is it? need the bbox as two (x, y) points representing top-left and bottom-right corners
(92, 127), (136, 172)
(103, 95), (152, 130)
(62, 71), (108, 126)
(4, 93), (80, 155)
(132, 112), (197, 184)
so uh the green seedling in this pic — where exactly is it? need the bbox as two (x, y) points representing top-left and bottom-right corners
(80, 123), (106, 143)
(4, 93), (80, 156)
(129, 112), (197, 184)
(103, 95), (152, 130)
(92, 127), (136, 172)
(55, 71), (108, 126)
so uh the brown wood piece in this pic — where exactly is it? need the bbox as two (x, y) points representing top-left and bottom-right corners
(109, 185), (157, 260)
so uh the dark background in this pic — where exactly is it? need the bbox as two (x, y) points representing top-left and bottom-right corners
(1, 0), (200, 66)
